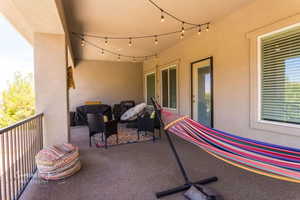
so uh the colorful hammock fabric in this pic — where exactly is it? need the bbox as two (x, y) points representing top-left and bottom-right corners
(159, 109), (300, 183)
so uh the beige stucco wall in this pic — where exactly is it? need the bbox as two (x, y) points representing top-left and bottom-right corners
(34, 33), (69, 147)
(143, 0), (300, 147)
(69, 60), (143, 110)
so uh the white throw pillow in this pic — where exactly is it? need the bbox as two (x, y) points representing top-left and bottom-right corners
(121, 103), (147, 121)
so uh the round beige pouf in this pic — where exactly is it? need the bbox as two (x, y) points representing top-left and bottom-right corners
(36, 143), (81, 180)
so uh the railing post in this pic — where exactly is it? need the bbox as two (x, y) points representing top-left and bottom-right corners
(0, 113), (44, 200)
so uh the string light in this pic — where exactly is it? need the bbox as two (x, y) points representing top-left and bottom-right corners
(181, 22), (185, 34)
(75, 35), (157, 61)
(74, 1), (212, 60)
(198, 25), (201, 35)
(129, 37), (132, 47)
(180, 33), (184, 39)
(81, 38), (85, 47)
(160, 10), (165, 22)
(206, 23), (210, 32)
(75, 1), (210, 48)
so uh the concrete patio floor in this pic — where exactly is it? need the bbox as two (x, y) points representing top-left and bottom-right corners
(20, 126), (300, 200)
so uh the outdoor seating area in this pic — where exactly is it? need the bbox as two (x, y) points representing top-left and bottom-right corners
(72, 100), (161, 148)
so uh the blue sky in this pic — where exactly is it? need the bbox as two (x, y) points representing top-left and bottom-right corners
(0, 14), (33, 92)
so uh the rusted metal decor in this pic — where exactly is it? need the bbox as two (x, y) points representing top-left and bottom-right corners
(0, 114), (43, 200)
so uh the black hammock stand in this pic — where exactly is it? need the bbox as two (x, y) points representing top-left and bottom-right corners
(151, 98), (218, 198)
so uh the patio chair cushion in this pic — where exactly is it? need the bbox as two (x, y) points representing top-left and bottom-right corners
(121, 103), (146, 121)
(85, 101), (101, 105)
(36, 143), (81, 180)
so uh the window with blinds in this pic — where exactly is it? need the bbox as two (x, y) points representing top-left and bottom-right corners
(261, 25), (300, 125)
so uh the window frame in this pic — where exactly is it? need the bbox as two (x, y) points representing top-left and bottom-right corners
(160, 64), (178, 111)
(248, 16), (300, 136)
(144, 71), (156, 106)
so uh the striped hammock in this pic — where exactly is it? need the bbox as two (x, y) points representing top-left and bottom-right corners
(159, 109), (300, 183)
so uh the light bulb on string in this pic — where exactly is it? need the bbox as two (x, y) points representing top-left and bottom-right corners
(80, 38), (85, 47)
(118, 54), (121, 60)
(160, 10), (165, 22)
(105, 37), (108, 45)
(154, 35), (158, 45)
(198, 25), (201, 35)
(181, 22), (185, 34)
(101, 49), (104, 55)
(128, 38), (132, 47)
(180, 32), (184, 39)
(206, 23), (210, 32)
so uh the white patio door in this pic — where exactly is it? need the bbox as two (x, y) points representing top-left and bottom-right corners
(192, 58), (213, 127)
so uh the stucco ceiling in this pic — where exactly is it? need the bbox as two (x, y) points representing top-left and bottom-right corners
(63, 0), (253, 62)
(1, 0), (65, 44)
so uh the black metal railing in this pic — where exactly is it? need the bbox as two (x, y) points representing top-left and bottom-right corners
(0, 114), (43, 200)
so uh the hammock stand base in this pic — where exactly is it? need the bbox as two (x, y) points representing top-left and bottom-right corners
(156, 176), (218, 198)
(155, 128), (218, 198)
(152, 98), (218, 199)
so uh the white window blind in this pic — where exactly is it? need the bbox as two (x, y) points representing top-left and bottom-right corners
(261, 26), (300, 125)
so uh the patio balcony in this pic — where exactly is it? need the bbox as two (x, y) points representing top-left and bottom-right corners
(11, 126), (300, 200)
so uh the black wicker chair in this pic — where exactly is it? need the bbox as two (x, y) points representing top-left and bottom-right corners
(87, 113), (118, 148)
(113, 100), (135, 122)
(137, 112), (161, 142)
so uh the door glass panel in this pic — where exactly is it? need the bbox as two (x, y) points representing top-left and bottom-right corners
(161, 69), (169, 107)
(169, 68), (177, 109)
(146, 73), (155, 105)
(197, 67), (212, 127)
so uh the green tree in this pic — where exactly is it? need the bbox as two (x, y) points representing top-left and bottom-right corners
(0, 72), (35, 128)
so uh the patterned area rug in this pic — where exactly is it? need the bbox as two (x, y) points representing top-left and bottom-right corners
(94, 123), (158, 148)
